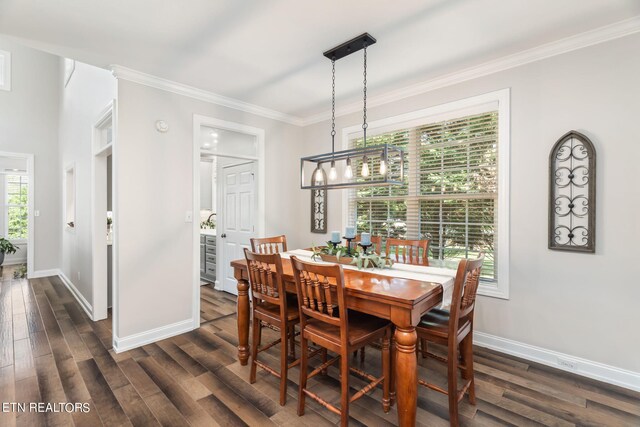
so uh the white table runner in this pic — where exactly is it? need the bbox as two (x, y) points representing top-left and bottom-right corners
(282, 249), (457, 309)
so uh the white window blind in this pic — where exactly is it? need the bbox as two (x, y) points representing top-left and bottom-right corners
(348, 111), (499, 280)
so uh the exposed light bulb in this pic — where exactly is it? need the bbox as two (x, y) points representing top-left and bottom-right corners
(361, 156), (369, 177)
(329, 160), (337, 181)
(314, 165), (325, 185)
(344, 158), (353, 179)
(380, 157), (387, 175)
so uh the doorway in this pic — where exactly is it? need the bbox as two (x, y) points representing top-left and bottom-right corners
(0, 152), (34, 275)
(192, 115), (265, 328)
(91, 101), (115, 321)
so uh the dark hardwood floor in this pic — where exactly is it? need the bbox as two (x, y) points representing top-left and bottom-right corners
(0, 267), (638, 426)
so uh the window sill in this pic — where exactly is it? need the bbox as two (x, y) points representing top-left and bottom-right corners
(478, 281), (509, 300)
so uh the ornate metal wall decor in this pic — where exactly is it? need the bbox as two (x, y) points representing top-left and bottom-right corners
(311, 188), (327, 233)
(549, 131), (596, 252)
(311, 169), (327, 233)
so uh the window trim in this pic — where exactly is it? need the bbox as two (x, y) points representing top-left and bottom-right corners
(0, 50), (10, 91)
(341, 88), (510, 299)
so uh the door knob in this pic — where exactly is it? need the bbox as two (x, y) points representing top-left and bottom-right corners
(221, 233), (227, 238)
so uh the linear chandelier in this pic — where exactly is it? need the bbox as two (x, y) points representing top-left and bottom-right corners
(300, 33), (405, 190)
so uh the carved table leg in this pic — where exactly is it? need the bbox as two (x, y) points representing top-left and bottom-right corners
(236, 277), (250, 366)
(395, 326), (418, 427)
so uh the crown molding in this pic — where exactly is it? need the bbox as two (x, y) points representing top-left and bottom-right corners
(109, 65), (305, 126)
(302, 15), (640, 125)
(109, 16), (640, 128)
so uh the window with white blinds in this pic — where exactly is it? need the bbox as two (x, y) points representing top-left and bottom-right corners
(348, 111), (499, 281)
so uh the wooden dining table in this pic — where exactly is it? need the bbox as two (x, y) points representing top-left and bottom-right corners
(231, 255), (445, 427)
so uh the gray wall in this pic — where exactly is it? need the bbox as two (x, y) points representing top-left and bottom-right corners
(0, 37), (61, 273)
(299, 33), (640, 372)
(115, 79), (303, 339)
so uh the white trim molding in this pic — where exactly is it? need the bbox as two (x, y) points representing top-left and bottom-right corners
(341, 89), (510, 299)
(474, 332), (640, 393)
(29, 269), (59, 279)
(303, 15), (640, 125)
(192, 114), (266, 329)
(108, 17), (640, 127)
(57, 270), (94, 320)
(110, 65), (304, 126)
(0, 49), (11, 91)
(113, 318), (194, 353)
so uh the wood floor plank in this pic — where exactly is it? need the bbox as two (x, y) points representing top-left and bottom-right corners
(138, 356), (216, 427)
(113, 383), (162, 427)
(4, 267), (637, 427)
(80, 330), (130, 389)
(14, 375), (45, 427)
(198, 371), (278, 426)
(0, 320), (14, 367)
(77, 358), (132, 426)
(13, 338), (35, 381)
(0, 365), (17, 427)
(33, 354), (75, 427)
(142, 391), (191, 427)
(118, 357), (163, 398)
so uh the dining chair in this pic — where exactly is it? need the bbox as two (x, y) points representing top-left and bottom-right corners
(352, 234), (382, 254)
(290, 256), (392, 427)
(385, 238), (430, 265)
(416, 254), (484, 427)
(244, 248), (299, 406)
(251, 235), (288, 254)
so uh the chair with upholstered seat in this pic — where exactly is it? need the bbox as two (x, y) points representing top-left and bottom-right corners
(251, 235), (288, 254)
(385, 238), (430, 265)
(416, 254), (484, 426)
(244, 248), (298, 406)
(291, 256), (392, 427)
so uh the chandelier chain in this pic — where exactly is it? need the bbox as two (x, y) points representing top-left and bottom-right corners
(331, 58), (336, 153)
(362, 43), (368, 146)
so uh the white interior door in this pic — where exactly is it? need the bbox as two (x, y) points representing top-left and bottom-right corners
(221, 161), (256, 294)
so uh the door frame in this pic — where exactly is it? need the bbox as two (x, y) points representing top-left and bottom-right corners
(192, 115), (265, 329)
(0, 151), (34, 275)
(91, 100), (116, 322)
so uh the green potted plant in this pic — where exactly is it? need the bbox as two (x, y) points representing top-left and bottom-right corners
(0, 237), (19, 266)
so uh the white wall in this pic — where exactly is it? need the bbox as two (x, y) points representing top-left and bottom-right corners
(114, 79), (303, 339)
(0, 37), (60, 273)
(58, 60), (116, 308)
(299, 33), (640, 373)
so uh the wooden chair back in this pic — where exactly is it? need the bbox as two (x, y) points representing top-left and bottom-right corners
(385, 238), (430, 265)
(353, 234), (382, 254)
(244, 248), (286, 309)
(290, 256), (348, 340)
(448, 254), (484, 336)
(251, 235), (288, 254)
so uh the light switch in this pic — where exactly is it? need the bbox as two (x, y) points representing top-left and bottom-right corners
(34, 210), (40, 217)
(185, 211), (193, 223)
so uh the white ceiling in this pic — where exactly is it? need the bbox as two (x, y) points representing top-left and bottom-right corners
(1, 0), (639, 120)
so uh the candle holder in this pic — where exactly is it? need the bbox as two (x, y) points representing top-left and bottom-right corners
(343, 236), (354, 256)
(329, 241), (340, 251)
(358, 243), (372, 255)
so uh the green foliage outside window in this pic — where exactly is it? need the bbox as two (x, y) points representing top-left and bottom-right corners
(350, 112), (498, 280)
(6, 175), (28, 240)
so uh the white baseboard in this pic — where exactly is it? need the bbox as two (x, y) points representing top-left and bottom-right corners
(473, 331), (640, 393)
(29, 268), (60, 278)
(56, 270), (94, 321)
(112, 318), (195, 353)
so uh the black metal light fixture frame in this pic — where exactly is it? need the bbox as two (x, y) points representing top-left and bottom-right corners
(300, 33), (406, 190)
